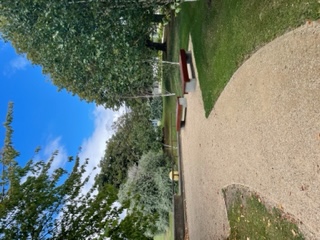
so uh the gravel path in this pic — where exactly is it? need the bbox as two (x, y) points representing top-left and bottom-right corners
(181, 21), (320, 240)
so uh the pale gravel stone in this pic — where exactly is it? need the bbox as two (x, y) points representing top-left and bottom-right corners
(181, 21), (320, 240)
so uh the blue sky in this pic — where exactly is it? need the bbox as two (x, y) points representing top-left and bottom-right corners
(0, 39), (124, 188)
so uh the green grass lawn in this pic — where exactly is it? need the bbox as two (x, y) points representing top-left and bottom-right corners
(161, 12), (183, 156)
(176, 0), (320, 117)
(224, 189), (304, 240)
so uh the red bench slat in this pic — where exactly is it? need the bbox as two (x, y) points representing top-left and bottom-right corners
(179, 49), (190, 94)
(176, 99), (182, 131)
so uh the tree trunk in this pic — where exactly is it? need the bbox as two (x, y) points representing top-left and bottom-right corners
(146, 39), (166, 52)
(151, 14), (165, 23)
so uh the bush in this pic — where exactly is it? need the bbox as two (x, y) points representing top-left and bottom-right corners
(118, 151), (172, 236)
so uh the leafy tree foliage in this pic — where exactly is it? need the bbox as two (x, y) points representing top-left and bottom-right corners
(149, 97), (163, 120)
(97, 106), (162, 189)
(0, 0), (166, 108)
(118, 151), (172, 236)
(0, 102), (19, 196)
(0, 103), (121, 239)
(106, 204), (155, 240)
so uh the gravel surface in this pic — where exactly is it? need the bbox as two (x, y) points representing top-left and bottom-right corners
(181, 21), (320, 240)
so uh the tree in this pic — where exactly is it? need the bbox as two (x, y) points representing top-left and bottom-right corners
(0, 0), (164, 109)
(97, 106), (162, 189)
(146, 39), (167, 52)
(151, 14), (166, 23)
(0, 102), (120, 239)
(0, 102), (19, 197)
(118, 151), (172, 236)
(106, 204), (155, 240)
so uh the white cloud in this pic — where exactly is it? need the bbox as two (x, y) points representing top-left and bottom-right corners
(79, 105), (126, 193)
(10, 55), (29, 70)
(43, 136), (68, 172)
(20, 137), (67, 183)
(22, 106), (125, 193)
(3, 55), (30, 76)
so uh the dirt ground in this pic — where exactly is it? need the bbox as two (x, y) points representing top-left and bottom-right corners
(180, 21), (320, 239)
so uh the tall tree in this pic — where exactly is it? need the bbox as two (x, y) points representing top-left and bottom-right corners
(97, 106), (162, 189)
(0, 102), (19, 197)
(0, 0), (163, 109)
(0, 103), (120, 239)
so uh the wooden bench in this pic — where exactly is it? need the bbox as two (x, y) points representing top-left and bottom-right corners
(179, 49), (196, 94)
(176, 97), (187, 132)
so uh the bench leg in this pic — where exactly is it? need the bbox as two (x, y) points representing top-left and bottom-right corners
(186, 51), (192, 64)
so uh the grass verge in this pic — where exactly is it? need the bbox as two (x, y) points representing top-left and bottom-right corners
(154, 212), (174, 240)
(224, 186), (305, 240)
(177, 0), (320, 117)
(162, 11), (183, 156)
